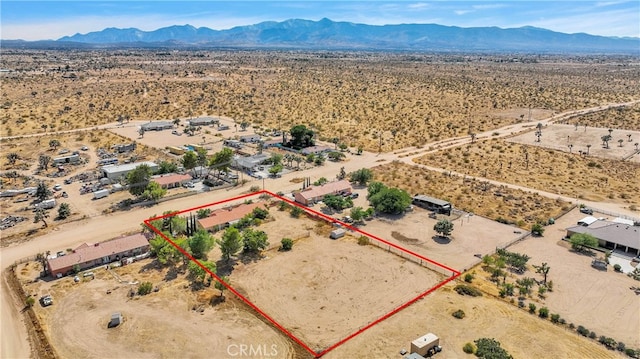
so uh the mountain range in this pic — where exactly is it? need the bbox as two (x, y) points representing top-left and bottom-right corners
(8, 18), (640, 53)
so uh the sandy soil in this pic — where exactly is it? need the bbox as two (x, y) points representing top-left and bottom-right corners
(361, 207), (525, 272)
(230, 210), (445, 352)
(325, 284), (626, 359)
(19, 261), (297, 359)
(507, 208), (640, 348)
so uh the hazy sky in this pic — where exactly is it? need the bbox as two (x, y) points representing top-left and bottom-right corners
(2, 1), (639, 40)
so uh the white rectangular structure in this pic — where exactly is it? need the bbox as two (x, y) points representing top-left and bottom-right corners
(411, 333), (439, 357)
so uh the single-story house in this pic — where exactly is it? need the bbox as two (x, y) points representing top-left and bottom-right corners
(294, 180), (352, 206)
(262, 139), (282, 148)
(240, 134), (261, 143)
(112, 142), (137, 153)
(53, 154), (81, 166)
(566, 221), (640, 256)
(232, 153), (270, 171)
(300, 145), (332, 156)
(141, 121), (173, 131)
(197, 202), (264, 231)
(188, 116), (220, 127)
(46, 233), (150, 277)
(102, 161), (158, 181)
(152, 173), (192, 189)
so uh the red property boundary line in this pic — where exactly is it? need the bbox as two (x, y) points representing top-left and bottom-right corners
(144, 190), (461, 358)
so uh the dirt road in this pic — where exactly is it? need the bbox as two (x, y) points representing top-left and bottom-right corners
(1, 100), (638, 358)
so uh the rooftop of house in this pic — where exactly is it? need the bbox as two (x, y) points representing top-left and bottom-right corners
(567, 221), (640, 249)
(152, 173), (192, 186)
(197, 202), (265, 229)
(47, 233), (149, 273)
(296, 179), (352, 200)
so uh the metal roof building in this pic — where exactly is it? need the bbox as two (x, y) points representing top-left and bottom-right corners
(101, 161), (158, 181)
(567, 221), (640, 256)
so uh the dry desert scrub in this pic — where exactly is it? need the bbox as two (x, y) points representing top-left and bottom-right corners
(2, 50), (640, 152)
(372, 161), (569, 227)
(414, 139), (640, 205)
(560, 102), (640, 131)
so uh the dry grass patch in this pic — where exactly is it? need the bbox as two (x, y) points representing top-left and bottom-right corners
(561, 102), (640, 131)
(414, 139), (640, 205)
(372, 161), (570, 227)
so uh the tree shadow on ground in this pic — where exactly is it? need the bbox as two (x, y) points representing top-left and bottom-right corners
(432, 235), (452, 244)
(216, 258), (238, 277)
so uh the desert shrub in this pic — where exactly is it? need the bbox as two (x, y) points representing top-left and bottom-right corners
(624, 348), (638, 358)
(550, 313), (561, 323)
(463, 342), (476, 354)
(290, 206), (303, 218)
(589, 331), (597, 339)
(249, 185), (260, 192)
(278, 201), (290, 211)
(528, 303), (536, 314)
(518, 300), (525, 308)
(137, 281), (153, 296)
(617, 342), (626, 352)
(281, 238), (293, 251)
(454, 284), (482, 297)
(25, 296), (35, 307)
(357, 235), (370, 246)
(538, 306), (549, 318)
(464, 273), (475, 283)
(569, 323), (576, 330)
(452, 309), (465, 319)
(474, 338), (512, 359)
(599, 336), (617, 349)
(614, 264), (622, 272)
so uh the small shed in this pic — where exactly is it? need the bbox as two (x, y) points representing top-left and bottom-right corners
(577, 216), (598, 226)
(108, 312), (123, 328)
(411, 333), (440, 357)
(330, 228), (346, 239)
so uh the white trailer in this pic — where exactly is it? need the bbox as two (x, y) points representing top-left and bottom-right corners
(330, 228), (346, 239)
(93, 189), (109, 200)
(35, 199), (56, 210)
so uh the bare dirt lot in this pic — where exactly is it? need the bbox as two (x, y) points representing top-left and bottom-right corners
(506, 208), (640, 348)
(360, 207), (525, 272)
(229, 208), (446, 353)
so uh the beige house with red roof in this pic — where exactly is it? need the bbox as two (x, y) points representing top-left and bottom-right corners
(197, 202), (264, 231)
(46, 233), (150, 277)
(152, 173), (192, 189)
(294, 179), (352, 206)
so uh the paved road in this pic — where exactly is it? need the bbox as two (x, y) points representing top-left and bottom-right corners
(1, 100), (638, 358)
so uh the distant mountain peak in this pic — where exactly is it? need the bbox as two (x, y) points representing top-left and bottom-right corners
(50, 18), (640, 54)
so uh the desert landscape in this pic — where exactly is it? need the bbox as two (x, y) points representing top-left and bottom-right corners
(2, 48), (639, 359)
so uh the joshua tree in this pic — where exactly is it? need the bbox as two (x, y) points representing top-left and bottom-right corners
(470, 133), (477, 143)
(535, 130), (542, 142)
(601, 135), (612, 149)
(533, 262), (551, 284)
(568, 144), (573, 153)
(608, 128), (613, 136)
(49, 139), (61, 151)
(6, 152), (19, 166)
(34, 208), (50, 228)
(628, 134), (633, 142)
(173, 118), (180, 127)
(38, 154), (51, 171)
(618, 139), (624, 147)
(586, 144), (592, 155)
(635, 143), (639, 151)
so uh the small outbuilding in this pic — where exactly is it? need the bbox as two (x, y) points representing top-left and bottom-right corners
(411, 333), (440, 357)
(108, 312), (123, 328)
(330, 228), (346, 239)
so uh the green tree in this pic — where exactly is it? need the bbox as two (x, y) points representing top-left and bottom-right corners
(208, 147), (233, 179)
(252, 207), (269, 220)
(314, 155), (325, 166)
(56, 203), (71, 220)
(35, 181), (51, 201)
(49, 139), (61, 151)
(137, 282), (153, 295)
(569, 233), (599, 252)
(242, 228), (269, 253)
(323, 194), (351, 211)
(188, 260), (216, 283)
(533, 262), (551, 284)
(218, 227), (242, 261)
(157, 160), (178, 174)
(126, 164), (153, 196)
(434, 219), (454, 237)
(25, 296), (36, 307)
(289, 124), (315, 149)
(474, 338), (513, 359)
(143, 181), (167, 201)
(34, 208), (50, 227)
(349, 168), (374, 186)
(368, 185), (411, 215)
(281, 238), (293, 251)
(181, 151), (198, 173)
(269, 164), (283, 177)
(270, 153), (283, 166)
(531, 223), (545, 236)
(196, 208), (211, 219)
(313, 177), (328, 186)
(290, 206), (303, 218)
(601, 134), (612, 149)
(350, 207), (367, 223)
(214, 275), (229, 298)
(240, 121), (250, 131)
(188, 229), (215, 259)
(367, 181), (386, 198)
(327, 151), (345, 161)
(6, 152), (20, 166)
(38, 154), (51, 171)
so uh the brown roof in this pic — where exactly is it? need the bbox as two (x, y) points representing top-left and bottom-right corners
(296, 180), (352, 202)
(152, 173), (192, 187)
(47, 233), (149, 273)
(197, 202), (264, 230)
